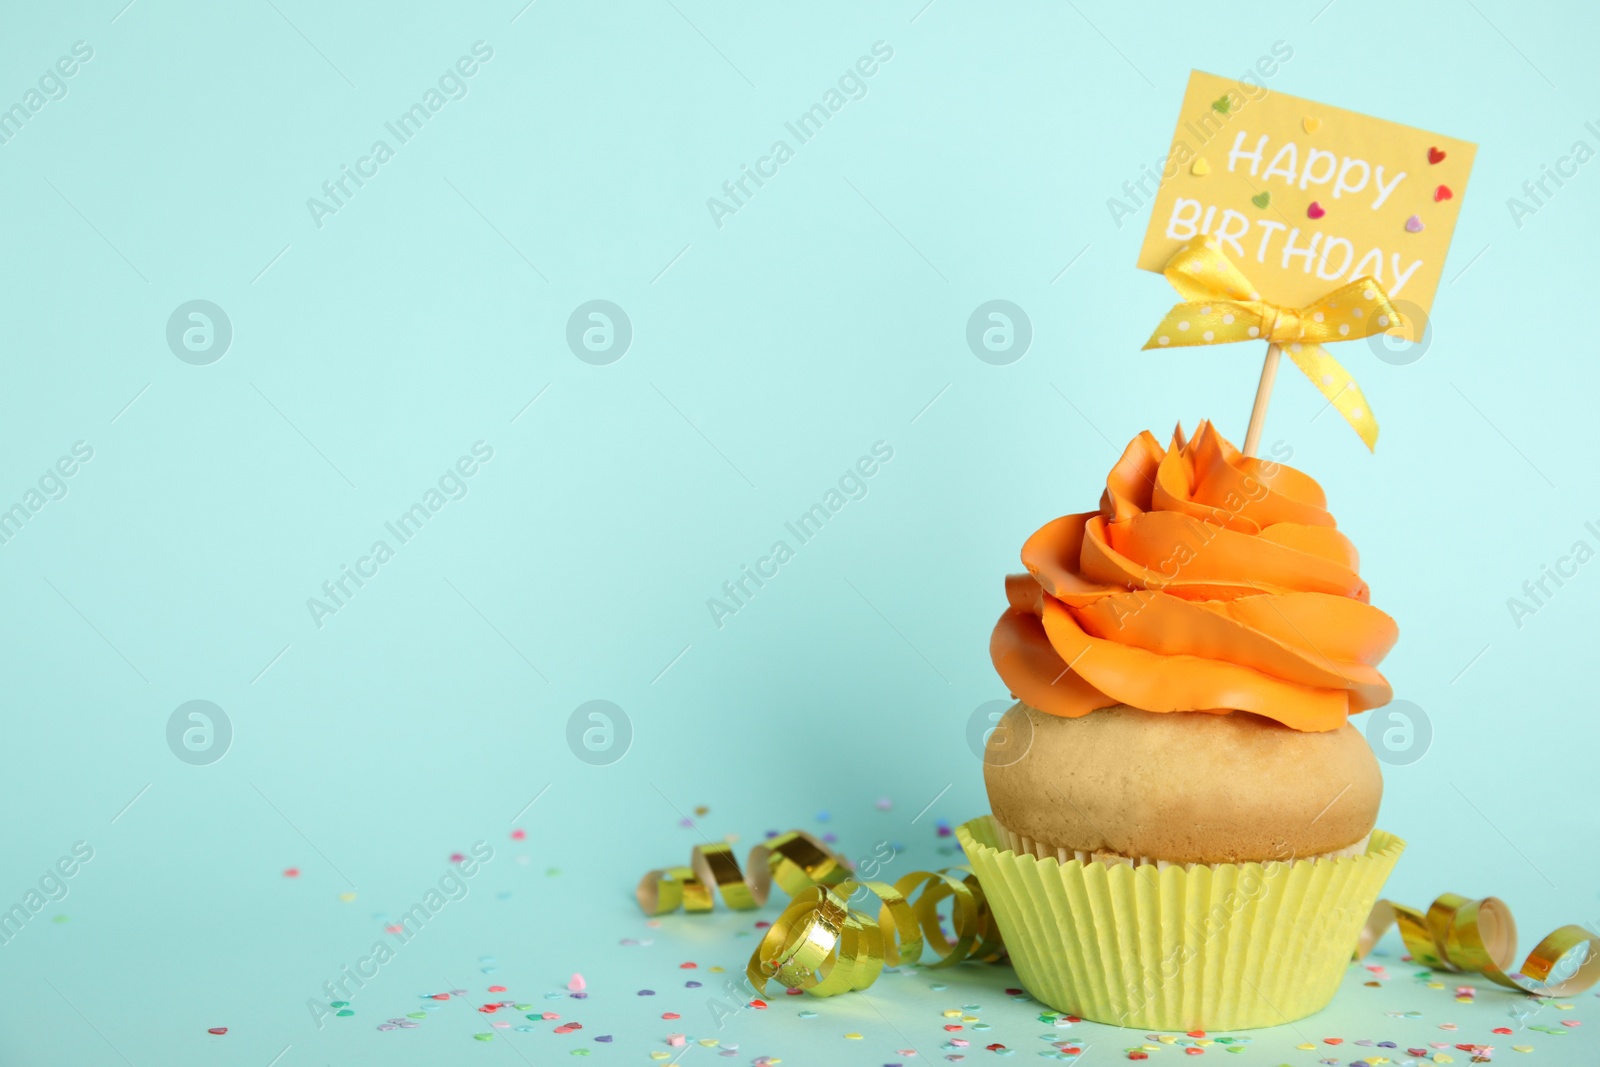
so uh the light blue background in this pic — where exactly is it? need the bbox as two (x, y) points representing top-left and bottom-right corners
(2, 1), (1597, 1064)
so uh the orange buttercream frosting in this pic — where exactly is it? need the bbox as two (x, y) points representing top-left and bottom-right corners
(990, 420), (1397, 732)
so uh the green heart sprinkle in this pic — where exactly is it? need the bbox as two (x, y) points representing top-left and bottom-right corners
(1251, 192), (1271, 209)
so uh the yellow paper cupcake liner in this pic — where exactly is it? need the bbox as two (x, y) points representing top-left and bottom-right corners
(958, 816), (1405, 1031)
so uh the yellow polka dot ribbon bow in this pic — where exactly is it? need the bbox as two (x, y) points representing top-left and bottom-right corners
(1143, 237), (1402, 451)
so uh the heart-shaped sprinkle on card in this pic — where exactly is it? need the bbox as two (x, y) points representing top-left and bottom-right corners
(1251, 191), (1271, 209)
(1212, 95), (1232, 114)
(1405, 215), (1424, 233)
(1429, 146), (1447, 164)
(1303, 117), (1322, 133)
(1307, 201), (1326, 219)
(207, 1027), (228, 1035)
(1191, 157), (1211, 176)
(1435, 184), (1454, 202)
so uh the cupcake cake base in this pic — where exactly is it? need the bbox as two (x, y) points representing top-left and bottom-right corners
(992, 818), (1373, 869)
(959, 815), (1405, 1031)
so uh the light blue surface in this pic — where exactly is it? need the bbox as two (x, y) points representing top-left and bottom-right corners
(2, 1), (1597, 1064)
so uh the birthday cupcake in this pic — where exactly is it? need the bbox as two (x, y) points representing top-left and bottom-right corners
(959, 420), (1405, 1030)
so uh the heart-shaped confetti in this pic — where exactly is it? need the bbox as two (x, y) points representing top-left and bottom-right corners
(1435, 185), (1454, 202)
(1251, 192), (1271, 209)
(1191, 157), (1211, 176)
(1405, 215), (1424, 233)
(1307, 201), (1326, 220)
(1303, 117), (1322, 133)
(207, 1027), (228, 1035)
(1428, 146), (1447, 164)
(1212, 95), (1232, 114)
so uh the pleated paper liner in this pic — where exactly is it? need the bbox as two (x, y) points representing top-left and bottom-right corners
(957, 816), (1405, 1031)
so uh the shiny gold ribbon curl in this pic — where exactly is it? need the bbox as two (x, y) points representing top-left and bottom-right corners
(1144, 236), (1404, 451)
(638, 831), (1005, 998)
(1357, 893), (1600, 996)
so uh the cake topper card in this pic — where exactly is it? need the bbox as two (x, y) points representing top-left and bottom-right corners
(1137, 70), (1476, 317)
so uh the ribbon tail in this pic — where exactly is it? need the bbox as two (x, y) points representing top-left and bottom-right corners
(1284, 343), (1379, 452)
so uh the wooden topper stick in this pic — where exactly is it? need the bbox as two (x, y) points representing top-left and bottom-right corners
(1241, 343), (1281, 458)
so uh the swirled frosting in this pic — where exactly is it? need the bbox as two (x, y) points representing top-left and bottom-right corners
(990, 421), (1396, 732)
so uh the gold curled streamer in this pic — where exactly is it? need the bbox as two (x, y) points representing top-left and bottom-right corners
(1357, 893), (1600, 996)
(639, 830), (1005, 999)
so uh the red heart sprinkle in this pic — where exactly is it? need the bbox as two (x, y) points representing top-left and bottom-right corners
(1187, 1031), (1206, 1038)
(431, 993), (450, 1000)
(680, 962), (697, 969)
(1493, 1028), (1512, 1035)
(1307, 201), (1326, 220)
(749, 999), (767, 1009)
(662, 1013), (680, 1020)
(1184, 1049), (1204, 1056)
(488, 985), (506, 993)
(207, 1027), (228, 1035)
(478, 1005), (499, 1013)
(1435, 185), (1454, 202)
(944, 1024), (963, 1031)
(1428, 147), (1447, 164)
(986, 1044), (1006, 1052)
(1409, 1050), (1429, 1057)
(1005, 988), (1024, 996)
(1325, 1038), (1343, 1045)
(1129, 1055), (1149, 1062)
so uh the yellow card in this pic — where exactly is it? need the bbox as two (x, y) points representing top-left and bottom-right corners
(1137, 70), (1476, 318)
